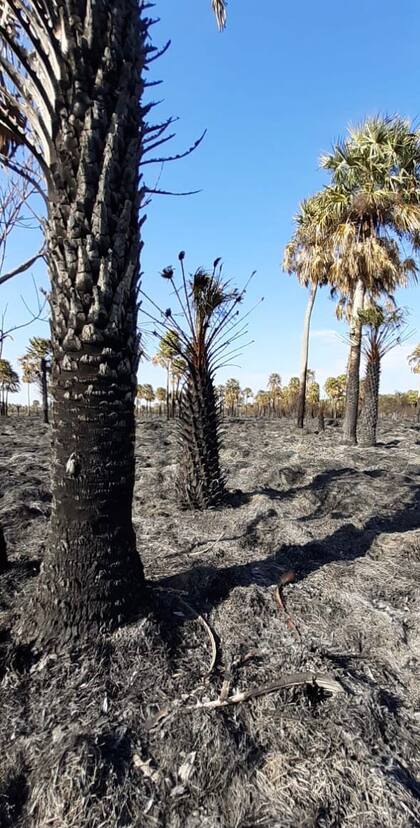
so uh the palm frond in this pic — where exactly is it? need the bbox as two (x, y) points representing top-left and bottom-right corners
(212, 0), (227, 30)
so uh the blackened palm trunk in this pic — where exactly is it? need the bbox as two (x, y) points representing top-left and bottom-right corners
(358, 358), (380, 447)
(297, 282), (317, 429)
(342, 279), (365, 445)
(40, 358), (49, 424)
(178, 361), (225, 509)
(25, 1), (148, 647)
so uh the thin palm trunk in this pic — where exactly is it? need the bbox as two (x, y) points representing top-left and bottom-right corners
(23, 1), (148, 647)
(358, 357), (380, 447)
(178, 356), (225, 509)
(297, 281), (318, 428)
(166, 368), (170, 420)
(40, 358), (49, 425)
(27, 383), (30, 415)
(342, 279), (365, 445)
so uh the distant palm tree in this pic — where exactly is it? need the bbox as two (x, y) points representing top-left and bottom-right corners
(284, 195), (332, 428)
(155, 387), (167, 416)
(267, 373), (282, 415)
(0, 358), (19, 415)
(319, 116), (420, 444)
(408, 344), (420, 374)
(324, 375), (347, 419)
(358, 305), (407, 446)
(23, 338), (52, 424)
(242, 387), (253, 414)
(224, 378), (241, 416)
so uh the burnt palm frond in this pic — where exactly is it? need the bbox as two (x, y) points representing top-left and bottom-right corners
(141, 253), (259, 509)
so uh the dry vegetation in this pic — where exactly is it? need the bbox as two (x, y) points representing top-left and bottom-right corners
(0, 415), (419, 827)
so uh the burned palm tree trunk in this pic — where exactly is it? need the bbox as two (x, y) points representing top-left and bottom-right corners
(178, 360), (224, 509)
(358, 357), (380, 447)
(342, 279), (365, 445)
(0, 0), (154, 647)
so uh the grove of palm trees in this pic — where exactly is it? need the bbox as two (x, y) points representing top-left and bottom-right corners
(0, 2), (419, 826)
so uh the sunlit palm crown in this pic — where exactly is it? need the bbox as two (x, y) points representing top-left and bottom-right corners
(283, 194), (334, 288)
(408, 343), (420, 373)
(286, 118), (420, 301)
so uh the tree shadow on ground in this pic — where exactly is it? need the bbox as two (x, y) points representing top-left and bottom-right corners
(228, 467), (368, 508)
(155, 484), (420, 616)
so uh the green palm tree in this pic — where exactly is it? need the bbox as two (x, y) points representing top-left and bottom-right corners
(267, 372), (282, 415)
(319, 116), (420, 445)
(0, 1), (228, 644)
(23, 337), (52, 424)
(358, 305), (407, 446)
(284, 195), (333, 428)
(224, 378), (241, 416)
(0, 358), (19, 415)
(324, 375), (347, 419)
(408, 344), (420, 374)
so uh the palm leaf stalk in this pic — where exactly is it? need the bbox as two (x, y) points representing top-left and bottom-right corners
(358, 305), (409, 447)
(142, 253), (259, 509)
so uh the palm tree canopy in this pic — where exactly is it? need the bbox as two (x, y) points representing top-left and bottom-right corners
(318, 117), (420, 240)
(283, 194), (334, 288)
(287, 117), (420, 305)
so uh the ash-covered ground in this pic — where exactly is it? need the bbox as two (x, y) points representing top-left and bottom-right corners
(0, 415), (419, 827)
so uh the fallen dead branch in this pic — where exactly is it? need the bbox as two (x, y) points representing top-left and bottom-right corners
(274, 570), (302, 639)
(153, 586), (217, 676)
(145, 671), (344, 730)
(186, 671), (344, 709)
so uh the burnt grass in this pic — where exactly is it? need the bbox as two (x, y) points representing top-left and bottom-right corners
(0, 414), (419, 827)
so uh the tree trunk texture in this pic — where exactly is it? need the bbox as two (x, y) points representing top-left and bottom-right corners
(40, 358), (49, 425)
(358, 359), (380, 447)
(297, 282), (317, 429)
(0, 524), (7, 573)
(178, 362), (225, 509)
(342, 279), (365, 445)
(22, 1), (149, 648)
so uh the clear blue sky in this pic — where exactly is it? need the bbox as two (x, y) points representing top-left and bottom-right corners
(1, 0), (419, 401)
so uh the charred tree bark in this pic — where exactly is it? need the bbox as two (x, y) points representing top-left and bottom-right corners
(297, 282), (317, 429)
(178, 363), (225, 510)
(342, 279), (365, 445)
(358, 358), (380, 447)
(40, 358), (49, 425)
(21, 1), (149, 647)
